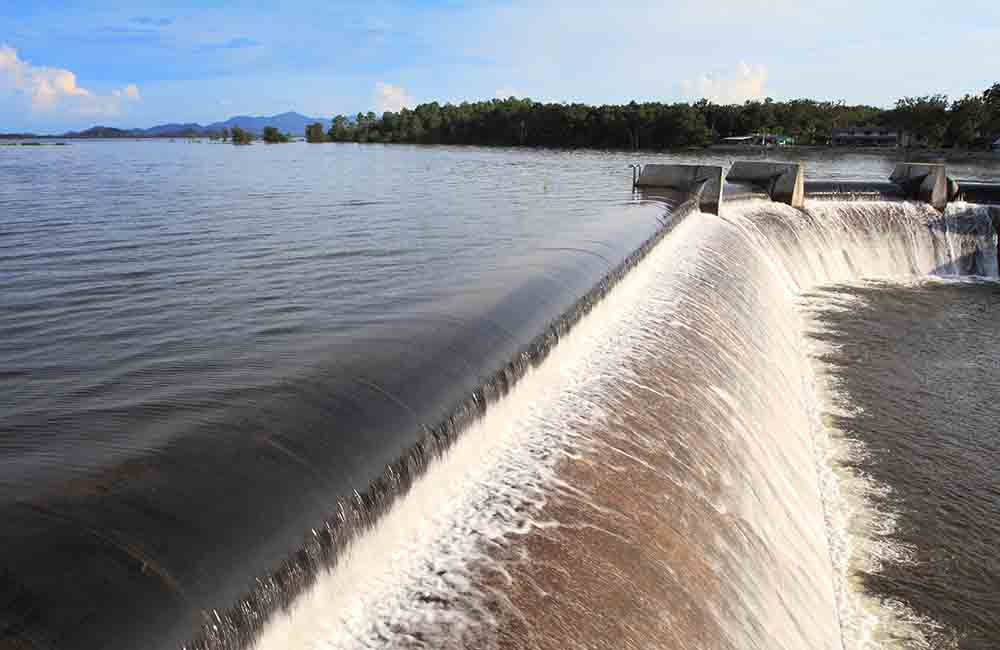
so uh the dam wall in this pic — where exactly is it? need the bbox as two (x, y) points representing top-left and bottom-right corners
(726, 161), (805, 207)
(231, 189), (998, 650)
(638, 160), (1000, 212)
(633, 164), (723, 214)
(183, 198), (705, 650)
(888, 163), (948, 209)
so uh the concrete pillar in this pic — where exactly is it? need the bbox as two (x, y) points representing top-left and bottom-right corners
(989, 207), (1000, 269)
(889, 163), (948, 210)
(947, 177), (960, 202)
(725, 161), (805, 208)
(635, 164), (724, 215)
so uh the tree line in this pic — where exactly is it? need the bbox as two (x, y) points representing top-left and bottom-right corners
(304, 83), (1000, 150)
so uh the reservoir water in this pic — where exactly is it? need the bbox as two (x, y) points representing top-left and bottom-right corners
(1, 141), (999, 650)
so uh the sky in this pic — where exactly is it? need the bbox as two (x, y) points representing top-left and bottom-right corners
(2, 0), (1000, 133)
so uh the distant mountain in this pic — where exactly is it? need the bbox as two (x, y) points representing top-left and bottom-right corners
(60, 112), (331, 138)
(64, 126), (135, 138)
(205, 112), (330, 135)
(143, 122), (207, 136)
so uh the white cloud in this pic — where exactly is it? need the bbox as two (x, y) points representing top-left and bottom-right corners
(374, 82), (413, 114)
(113, 84), (141, 101)
(682, 62), (769, 105)
(0, 45), (140, 116)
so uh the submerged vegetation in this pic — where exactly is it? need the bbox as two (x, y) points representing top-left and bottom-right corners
(308, 83), (1000, 150)
(0, 141), (67, 146)
(231, 127), (254, 145)
(262, 127), (290, 143)
(305, 122), (327, 143)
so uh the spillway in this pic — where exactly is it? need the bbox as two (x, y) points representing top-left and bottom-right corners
(194, 198), (997, 650)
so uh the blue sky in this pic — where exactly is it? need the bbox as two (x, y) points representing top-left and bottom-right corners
(2, 0), (999, 132)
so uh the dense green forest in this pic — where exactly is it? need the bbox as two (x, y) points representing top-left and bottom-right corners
(306, 84), (1000, 150)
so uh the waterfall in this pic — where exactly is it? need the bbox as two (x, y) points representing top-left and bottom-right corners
(210, 199), (996, 650)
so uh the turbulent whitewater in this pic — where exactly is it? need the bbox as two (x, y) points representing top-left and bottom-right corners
(228, 199), (997, 650)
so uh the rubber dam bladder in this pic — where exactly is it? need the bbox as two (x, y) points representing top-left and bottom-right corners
(187, 163), (999, 650)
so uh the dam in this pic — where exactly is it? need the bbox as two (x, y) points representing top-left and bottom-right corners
(198, 162), (1000, 649)
(2, 145), (999, 650)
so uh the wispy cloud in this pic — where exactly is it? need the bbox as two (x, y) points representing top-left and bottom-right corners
(682, 62), (769, 104)
(113, 84), (141, 101)
(0, 44), (140, 116)
(374, 82), (413, 113)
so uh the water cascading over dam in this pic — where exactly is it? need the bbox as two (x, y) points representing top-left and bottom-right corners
(192, 167), (998, 650)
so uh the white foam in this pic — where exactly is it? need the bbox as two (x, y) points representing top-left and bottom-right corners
(250, 199), (996, 650)
(252, 212), (707, 650)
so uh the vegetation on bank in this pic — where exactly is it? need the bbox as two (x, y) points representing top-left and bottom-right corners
(9, 84), (998, 151)
(305, 83), (1000, 150)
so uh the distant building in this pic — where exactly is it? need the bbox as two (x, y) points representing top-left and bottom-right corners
(832, 126), (901, 147)
(719, 133), (794, 146)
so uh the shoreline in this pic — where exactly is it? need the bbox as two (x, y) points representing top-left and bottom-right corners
(3, 134), (998, 161)
(706, 143), (1000, 160)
